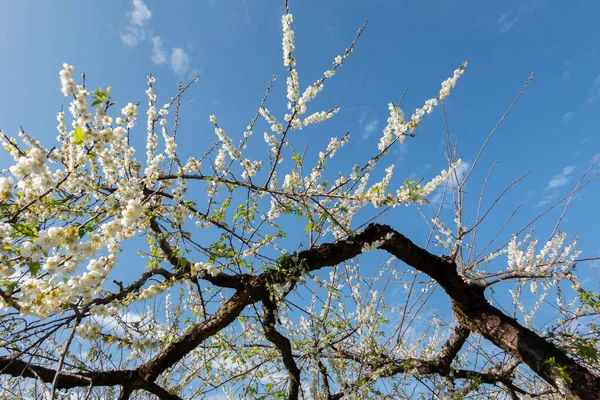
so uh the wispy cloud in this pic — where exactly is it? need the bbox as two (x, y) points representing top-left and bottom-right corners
(559, 60), (572, 84)
(120, 0), (152, 47)
(119, 0), (198, 76)
(171, 48), (190, 75)
(497, 2), (543, 34)
(537, 165), (576, 206)
(130, 0), (151, 25)
(363, 120), (378, 139)
(547, 166), (575, 190)
(586, 74), (600, 104)
(563, 111), (574, 123)
(151, 37), (168, 65)
(497, 13), (520, 34)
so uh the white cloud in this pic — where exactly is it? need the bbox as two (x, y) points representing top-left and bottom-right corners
(130, 0), (152, 26)
(587, 74), (600, 104)
(497, 13), (520, 34)
(151, 36), (167, 65)
(119, 0), (198, 77)
(120, 26), (145, 47)
(363, 120), (378, 139)
(187, 67), (203, 81)
(563, 111), (574, 123)
(559, 60), (572, 84)
(547, 166), (575, 190)
(497, 2), (543, 34)
(171, 48), (190, 75)
(357, 108), (367, 126)
(537, 165), (577, 207)
(120, 0), (152, 47)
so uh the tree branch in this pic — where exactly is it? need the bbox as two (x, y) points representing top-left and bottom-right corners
(261, 299), (301, 400)
(0, 356), (134, 389)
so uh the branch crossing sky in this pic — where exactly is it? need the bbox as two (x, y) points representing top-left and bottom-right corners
(1, 0), (599, 277)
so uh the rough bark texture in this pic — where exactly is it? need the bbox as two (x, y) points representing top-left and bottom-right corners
(3, 223), (599, 398)
(369, 223), (600, 399)
(262, 299), (302, 400)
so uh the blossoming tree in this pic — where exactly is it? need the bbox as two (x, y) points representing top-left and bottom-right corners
(1, 5), (599, 400)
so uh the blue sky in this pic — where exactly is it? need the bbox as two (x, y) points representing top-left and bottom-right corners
(1, 1), (599, 397)
(1, 0), (599, 312)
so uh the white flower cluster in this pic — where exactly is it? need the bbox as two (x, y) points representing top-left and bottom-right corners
(122, 103), (138, 119)
(8, 147), (46, 179)
(163, 130), (177, 159)
(213, 121), (242, 171)
(302, 109), (338, 127)
(287, 68), (299, 104)
(379, 64), (467, 152)
(76, 322), (102, 340)
(67, 86), (92, 128)
(193, 261), (221, 277)
(439, 64), (466, 100)
(240, 159), (263, 179)
(183, 156), (202, 173)
(365, 165), (395, 207)
(506, 232), (579, 276)
(144, 75), (164, 186)
(120, 199), (144, 227)
(264, 131), (278, 150)
(361, 233), (394, 252)
(59, 63), (76, 96)
(416, 160), (462, 198)
(140, 283), (164, 300)
(258, 108), (277, 124)
(0, 177), (11, 202)
(281, 14), (295, 67)
(56, 110), (67, 135)
(379, 104), (406, 151)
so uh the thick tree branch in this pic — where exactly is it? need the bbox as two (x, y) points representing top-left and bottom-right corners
(137, 286), (259, 382)
(261, 299), (301, 400)
(273, 223), (599, 399)
(4, 223), (597, 399)
(437, 324), (470, 373)
(328, 351), (526, 399)
(149, 218), (247, 290)
(144, 381), (185, 400)
(0, 356), (133, 388)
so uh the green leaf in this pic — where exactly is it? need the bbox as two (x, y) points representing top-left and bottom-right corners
(28, 262), (40, 277)
(92, 99), (103, 106)
(233, 204), (247, 221)
(304, 222), (314, 233)
(580, 345), (598, 360)
(74, 126), (85, 145)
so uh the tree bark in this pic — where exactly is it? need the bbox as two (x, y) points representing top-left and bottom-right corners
(364, 223), (600, 399)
